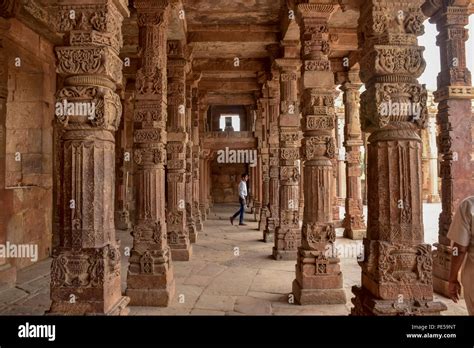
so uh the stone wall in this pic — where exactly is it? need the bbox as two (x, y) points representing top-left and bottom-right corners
(0, 19), (55, 271)
(210, 160), (246, 203)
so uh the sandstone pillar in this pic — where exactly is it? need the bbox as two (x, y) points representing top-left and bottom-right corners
(293, 3), (345, 305)
(273, 49), (301, 260)
(341, 73), (366, 240)
(166, 40), (192, 261)
(351, 0), (446, 315)
(198, 101), (207, 221)
(263, 75), (280, 242)
(50, 0), (130, 314)
(184, 78), (197, 242)
(126, 0), (175, 306)
(115, 90), (133, 231)
(336, 113), (346, 201)
(332, 122), (341, 222)
(259, 151), (270, 232)
(254, 154), (263, 221)
(424, 1), (474, 297)
(0, 18), (16, 287)
(199, 155), (207, 221)
(298, 158), (304, 220)
(258, 96), (270, 232)
(192, 87), (203, 231)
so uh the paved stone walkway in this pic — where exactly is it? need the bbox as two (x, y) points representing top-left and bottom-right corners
(0, 204), (468, 315)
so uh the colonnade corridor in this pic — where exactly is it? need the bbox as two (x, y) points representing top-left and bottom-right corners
(0, 203), (468, 315)
(0, 0), (473, 321)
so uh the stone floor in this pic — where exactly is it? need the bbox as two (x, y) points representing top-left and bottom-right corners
(0, 203), (468, 315)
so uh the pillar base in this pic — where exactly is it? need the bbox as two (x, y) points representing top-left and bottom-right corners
(351, 286), (447, 316)
(263, 230), (274, 243)
(292, 279), (346, 305)
(126, 271), (176, 307)
(188, 223), (198, 244)
(272, 247), (297, 260)
(48, 295), (130, 316)
(343, 228), (366, 240)
(0, 263), (16, 288)
(170, 245), (192, 261)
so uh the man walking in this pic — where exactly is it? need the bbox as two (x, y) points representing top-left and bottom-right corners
(447, 196), (473, 315)
(230, 173), (249, 226)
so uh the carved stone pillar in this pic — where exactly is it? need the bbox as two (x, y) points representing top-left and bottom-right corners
(332, 123), (341, 222)
(259, 151), (270, 233)
(50, 0), (130, 314)
(184, 79), (197, 242)
(166, 41), (192, 261)
(199, 155), (207, 221)
(263, 76), (281, 243)
(273, 53), (301, 260)
(351, 0), (446, 315)
(293, 3), (345, 305)
(424, 1), (474, 297)
(0, 18), (16, 287)
(126, 0), (175, 307)
(341, 73), (366, 240)
(199, 103), (209, 221)
(254, 154), (263, 221)
(115, 90), (133, 231)
(298, 157), (304, 220)
(192, 87), (203, 231)
(336, 113), (346, 202)
(258, 96), (270, 233)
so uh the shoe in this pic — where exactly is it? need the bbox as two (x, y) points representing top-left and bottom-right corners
(239, 223), (247, 226)
(230, 217), (234, 225)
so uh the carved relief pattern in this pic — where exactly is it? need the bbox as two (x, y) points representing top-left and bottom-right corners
(50, 0), (128, 314)
(341, 82), (366, 236)
(293, 5), (344, 303)
(274, 61), (301, 257)
(352, 0), (446, 315)
(127, 0), (174, 292)
(165, 41), (191, 257)
(264, 78), (281, 241)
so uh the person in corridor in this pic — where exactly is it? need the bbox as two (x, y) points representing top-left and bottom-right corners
(230, 173), (249, 226)
(448, 196), (474, 315)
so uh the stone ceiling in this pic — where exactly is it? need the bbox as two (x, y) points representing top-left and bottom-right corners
(14, 0), (474, 105)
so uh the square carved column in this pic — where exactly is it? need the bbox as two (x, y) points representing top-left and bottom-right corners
(341, 71), (366, 240)
(273, 45), (302, 261)
(263, 73), (281, 243)
(166, 40), (192, 261)
(49, 0), (130, 315)
(351, 0), (446, 315)
(292, 2), (345, 305)
(126, 0), (175, 307)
